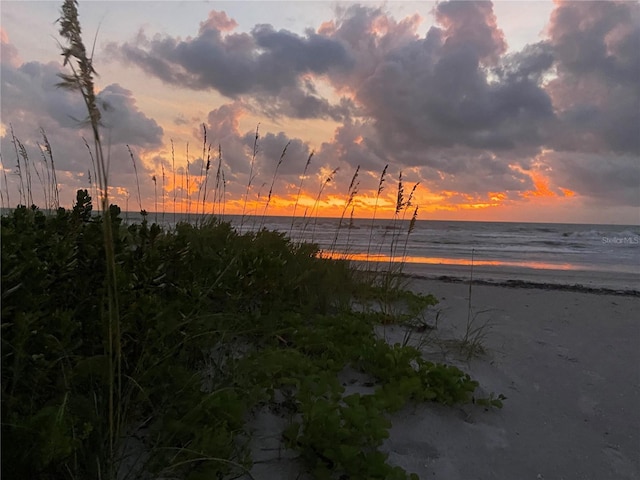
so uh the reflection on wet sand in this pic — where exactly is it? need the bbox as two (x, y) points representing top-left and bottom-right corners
(322, 251), (578, 271)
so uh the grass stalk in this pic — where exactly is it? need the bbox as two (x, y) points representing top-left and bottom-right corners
(240, 124), (259, 230)
(221, 169), (226, 217)
(366, 164), (388, 276)
(186, 143), (190, 215)
(387, 171), (405, 267)
(43, 130), (60, 210)
(37, 129), (54, 210)
(330, 165), (359, 255)
(180, 167), (185, 220)
(20, 139), (34, 207)
(212, 144), (222, 217)
(252, 182), (266, 230)
(172, 139), (176, 225)
(345, 204), (356, 250)
(306, 167), (339, 243)
(200, 143), (212, 221)
(152, 174), (157, 223)
(12, 130), (34, 207)
(289, 150), (313, 238)
(39, 130), (51, 210)
(260, 141), (289, 229)
(398, 182), (419, 261)
(161, 163), (166, 224)
(82, 137), (98, 209)
(196, 124), (207, 214)
(467, 248), (474, 328)
(401, 205), (419, 266)
(0, 153), (10, 208)
(126, 145), (144, 215)
(10, 125), (26, 206)
(35, 143), (50, 210)
(57, 2), (121, 476)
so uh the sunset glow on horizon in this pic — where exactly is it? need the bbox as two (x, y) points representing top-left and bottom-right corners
(1, 1), (638, 224)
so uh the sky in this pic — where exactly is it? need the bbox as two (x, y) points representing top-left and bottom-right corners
(1, 0), (639, 224)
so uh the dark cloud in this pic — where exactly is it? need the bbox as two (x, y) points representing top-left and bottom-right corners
(99, 84), (163, 148)
(314, 119), (388, 179)
(434, 0), (507, 65)
(2, 60), (86, 129)
(325, 1), (555, 155)
(419, 148), (533, 195)
(544, 152), (639, 207)
(316, 1), (637, 203)
(2, 58), (162, 152)
(545, 0), (640, 155)
(548, 1), (639, 84)
(254, 132), (311, 178)
(319, 4), (423, 90)
(107, 11), (354, 120)
(249, 85), (356, 121)
(186, 157), (206, 176)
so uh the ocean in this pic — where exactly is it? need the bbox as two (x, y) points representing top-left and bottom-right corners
(129, 212), (640, 292)
(8, 207), (633, 292)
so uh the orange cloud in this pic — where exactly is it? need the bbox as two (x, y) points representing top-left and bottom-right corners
(199, 11), (238, 34)
(523, 172), (556, 198)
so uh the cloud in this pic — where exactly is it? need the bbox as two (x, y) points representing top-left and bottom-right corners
(325, 2), (555, 155)
(99, 84), (163, 148)
(107, 11), (354, 121)
(199, 102), (315, 199)
(545, 0), (640, 155)
(249, 84), (355, 121)
(105, 2), (557, 165)
(0, 28), (20, 67)
(1, 34), (163, 209)
(199, 10), (238, 34)
(315, 1), (637, 206)
(541, 151), (639, 207)
(434, 0), (507, 64)
(4, 1), (638, 218)
(140, 2), (551, 201)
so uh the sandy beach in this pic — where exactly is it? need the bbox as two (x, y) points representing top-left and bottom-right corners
(381, 278), (640, 480)
(247, 277), (640, 479)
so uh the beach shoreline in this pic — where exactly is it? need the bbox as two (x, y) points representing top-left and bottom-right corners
(393, 261), (640, 295)
(414, 273), (640, 297)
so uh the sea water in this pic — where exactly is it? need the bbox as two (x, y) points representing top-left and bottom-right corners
(264, 217), (640, 291)
(126, 212), (640, 291)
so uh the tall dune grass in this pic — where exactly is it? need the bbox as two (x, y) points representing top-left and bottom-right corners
(260, 141), (289, 229)
(289, 150), (313, 236)
(240, 124), (260, 229)
(57, 1), (122, 475)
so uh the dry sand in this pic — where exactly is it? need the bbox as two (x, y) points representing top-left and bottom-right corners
(384, 278), (640, 480)
(246, 278), (640, 479)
